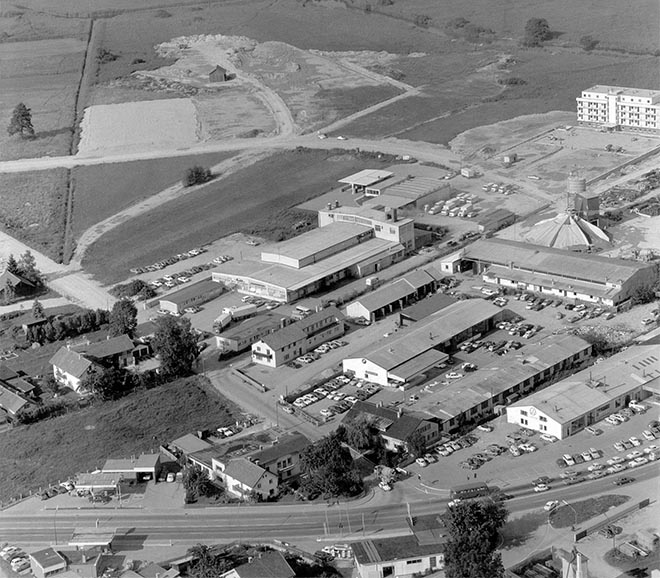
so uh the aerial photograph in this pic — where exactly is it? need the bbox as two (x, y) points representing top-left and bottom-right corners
(1, 0), (660, 577)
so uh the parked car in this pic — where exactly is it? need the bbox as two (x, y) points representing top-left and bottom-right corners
(544, 500), (559, 512)
(533, 484), (550, 492)
(415, 457), (428, 467)
(477, 424), (493, 432)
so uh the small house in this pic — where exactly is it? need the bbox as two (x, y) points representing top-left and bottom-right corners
(29, 548), (67, 578)
(49, 347), (96, 392)
(209, 65), (230, 82)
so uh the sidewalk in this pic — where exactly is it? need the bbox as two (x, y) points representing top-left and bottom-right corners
(0, 297), (70, 315)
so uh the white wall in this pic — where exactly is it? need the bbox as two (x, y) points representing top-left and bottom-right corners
(343, 358), (390, 386)
(345, 301), (372, 321)
(507, 405), (565, 439)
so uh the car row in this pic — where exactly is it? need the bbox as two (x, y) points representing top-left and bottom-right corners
(150, 262), (215, 289)
(1, 545), (30, 572)
(212, 254), (234, 264)
(130, 247), (207, 275)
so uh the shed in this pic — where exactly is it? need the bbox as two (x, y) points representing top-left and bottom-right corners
(209, 65), (230, 82)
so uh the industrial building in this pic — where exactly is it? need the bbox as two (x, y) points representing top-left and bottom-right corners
(344, 267), (442, 322)
(158, 277), (225, 315)
(577, 85), (660, 133)
(251, 306), (345, 367)
(463, 238), (658, 308)
(415, 334), (592, 435)
(215, 313), (289, 353)
(507, 343), (659, 439)
(342, 300), (502, 387)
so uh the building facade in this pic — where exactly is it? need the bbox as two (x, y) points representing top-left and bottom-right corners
(577, 86), (660, 133)
(352, 536), (444, 578)
(215, 314), (289, 353)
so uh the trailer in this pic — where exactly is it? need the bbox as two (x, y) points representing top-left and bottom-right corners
(228, 303), (258, 320)
(213, 312), (232, 332)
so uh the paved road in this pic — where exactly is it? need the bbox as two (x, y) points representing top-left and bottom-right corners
(1, 464), (657, 548)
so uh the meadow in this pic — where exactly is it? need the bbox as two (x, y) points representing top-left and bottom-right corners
(81, 148), (394, 283)
(0, 376), (240, 501)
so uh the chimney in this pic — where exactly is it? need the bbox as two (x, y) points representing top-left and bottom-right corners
(327, 203), (332, 210)
(392, 208), (398, 222)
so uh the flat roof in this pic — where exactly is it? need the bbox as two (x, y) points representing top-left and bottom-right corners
(323, 204), (415, 226)
(75, 473), (121, 488)
(69, 529), (115, 547)
(510, 343), (660, 424)
(103, 454), (160, 471)
(400, 293), (457, 321)
(171, 433), (213, 454)
(390, 349), (448, 381)
(466, 238), (650, 284)
(338, 169), (393, 187)
(260, 222), (369, 262)
(417, 334), (592, 420)
(215, 238), (403, 293)
(351, 535), (444, 565)
(583, 86), (660, 99)
(159, 278), (222, 307)
(350, 300), (500, 371)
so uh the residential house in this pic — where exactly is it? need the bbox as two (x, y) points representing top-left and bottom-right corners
(343, 401), (440, 452)
(217, 457), (279, 500)
(0, 270), (35, 301)
(251, 306), (345, 367)
(49, 347), (96, 392)
(249, 432), (310, 481)
(137, 563), (180, 578)
(72, 335), (135, 368)
(216, 314), (289, 353)
(0, 383), (32, 421)
(209, 65), (230, 82)
(218, 551), (294, 578)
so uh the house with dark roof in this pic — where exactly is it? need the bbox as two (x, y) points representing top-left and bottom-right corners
(343, 401), (439, 452)
(72, 335), (135, 368)
(249, 432), (310, 481)
(216, 457), (279, 500)
(49, 347), (96, 392)
(0, 383), (32, 421)
(0, 270), (35, 300)
(209, 65), (230, 82)
(137, 563), (179, 578)
(0, 363), (35, 396)
(251, 306), (345, 367)
(219, 551), (294, 578)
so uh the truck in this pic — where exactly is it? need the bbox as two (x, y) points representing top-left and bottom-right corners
(223, 303), (258, 320)
(213, 312), (232, 332)
(458, 203), (473, 217)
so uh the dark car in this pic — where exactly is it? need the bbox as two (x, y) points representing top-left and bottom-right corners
(533, 476), (553, 486)
(613, 477), (634, 486)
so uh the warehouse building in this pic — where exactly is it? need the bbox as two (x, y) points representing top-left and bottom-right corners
(216, 313), (290, 353)
(415, 334), (592, 434)
(343, 300), (502, 387)
(345, 267), (442, 322)
(464, 238), (658, 308)
(252, 306), (345, 367)
(398, 293), (457, 326)
(158, 278), (225, 315)
(507, 343), (659, 439)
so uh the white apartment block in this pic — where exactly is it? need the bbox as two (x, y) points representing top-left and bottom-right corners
(577, 85), (660, 133)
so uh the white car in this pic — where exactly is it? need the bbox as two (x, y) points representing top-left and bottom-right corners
(320, 408), (334, 418)
(642, 430), (656, 441)
(540, 434), (557, 443)
(607, 456), (625, 465)
(379, 481), (392, 491)
(609, 463), (626, 473)
(445, 372), (464, 380)
(544, 500), (559, 512)
(629, 437), (642, 447)
(416, 457), (428, 467)
(477, 424), (493, 432)
(563, 454), (575, 466)
(519, 443), (537, 453)
(448, 499), (462, 508)
(336, 135), (347, 140)
(643, 445), (659, 455)
(317, 133), (327, 139)
(587, 462), (604, 472)
(626, 450), (643, 460)
(534, 484), (550, 492)
(629, 457), (649, 468)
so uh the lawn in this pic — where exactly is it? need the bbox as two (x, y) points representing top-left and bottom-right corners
(69, 151), (236, 238)
(550, 495), (630, 528)
(81, 148), (393, 284)
(0, 376), (241, 502)
(0, 169), (69, 262)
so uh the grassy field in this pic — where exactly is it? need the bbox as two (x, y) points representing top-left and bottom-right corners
(0, 169), (69, 262)
(81, 148), (392, 284)
(0, 376), (240, 501)
(69, 151), (236, 238)
(550, 495), (629, 528)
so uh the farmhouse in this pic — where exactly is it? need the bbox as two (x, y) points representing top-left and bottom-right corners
(415, 334), (592, 434)
(343, 401), (440, 451)
(577, 85), (660, 133)
(251, 306), (345, 367)
(343, 300), (502, 387)
(209, 65), (230, 82)
(463, 238), (658, 308)
(507, 343), (659, 439)
(216, 313), (290, 353)
(158, 277), (225, 315)
(345, 267), (442, 322)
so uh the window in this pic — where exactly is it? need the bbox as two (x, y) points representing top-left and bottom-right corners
(406, 559), (422, 565)
(539, 416), (547, 422)
(540, 425), (547, 431)
(521, 418), (528, 425)
(520, 410), (528, 416)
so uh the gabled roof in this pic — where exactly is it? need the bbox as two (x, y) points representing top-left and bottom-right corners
(49, 347), (93, 379)
(228, 551), (295, 578)
(343, 401), (424, 442)
(29, 548), (66, 569)
(250, 433), (310, 465)
(0, 384), (30, 415)
(0, 363), (19, 382)
(223, 458), (271, 488)
(260, 307), (343, 351)
(73, 335), (135, 360)
(0, 270), (34, 290)
(138, 563), (179, 578)
(171, 433), (213, 455)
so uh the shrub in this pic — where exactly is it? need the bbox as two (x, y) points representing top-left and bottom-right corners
(522, 18), (551, 47)
(183, 165), (213, 187)
(580, 35), (599, 51)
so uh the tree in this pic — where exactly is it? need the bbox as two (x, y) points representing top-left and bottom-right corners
(344, 415), (380, 451)
(183, 165), (213, 187)
(109, 300), (138, 337)
(31, 298), (45, 320)
(523, 18), (551, 46)
(300, 432), (363, 498)
(444, 501), (508, 578)
(80, 366), (130, 400)
(5, 254), (19, 274)
(152, 316), (199, 377)
(186, 544), (231, 578)
(17, 250), (43, 286)
(407, 429), (427, 458)
(7, 103), (35, 138)
(2, 279), (15, 305)
(182, 465), (214, 500)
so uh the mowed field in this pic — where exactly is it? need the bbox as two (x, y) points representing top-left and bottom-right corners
(0, 37), (87, 161)
(81, 148), (392, 284)
(69, 152), (236, 238)
(0, 377), (240, 501)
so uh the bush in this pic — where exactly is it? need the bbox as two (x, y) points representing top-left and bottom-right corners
(522, 18), (551, 47)
(498, 77), (527, 85)
(580, 35), (599, 51)
(183, 166), (213, 187)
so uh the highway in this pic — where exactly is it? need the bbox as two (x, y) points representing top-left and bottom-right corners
(1, 463), (657, 548)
